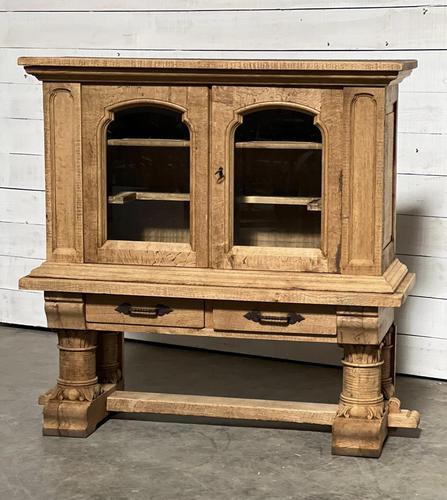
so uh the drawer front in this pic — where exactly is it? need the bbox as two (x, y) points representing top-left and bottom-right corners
(213, 302), (336, 335)
(86, 295), (205, 328)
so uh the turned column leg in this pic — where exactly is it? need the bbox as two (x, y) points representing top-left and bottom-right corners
(40, 330), (113, 437)
(97, 332), (124, 386)
(332, 344), (387, 457)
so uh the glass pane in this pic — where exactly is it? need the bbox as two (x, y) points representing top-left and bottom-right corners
(234, 109), (322, 249)
(106, 106), (190, 243)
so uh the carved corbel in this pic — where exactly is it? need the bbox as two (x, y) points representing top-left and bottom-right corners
(44, 292), (86, 330)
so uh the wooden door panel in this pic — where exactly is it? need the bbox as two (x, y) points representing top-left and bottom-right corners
(211, 86), (343, 273)
(82, 85), (209, 267)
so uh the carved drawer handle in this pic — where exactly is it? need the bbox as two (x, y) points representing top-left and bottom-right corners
(244, 310), (304, 326)
(115, 303), (173, 318)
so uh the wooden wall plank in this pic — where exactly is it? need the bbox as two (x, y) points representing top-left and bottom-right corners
(0, 188), (45, 224)
(1, 8), (447, 50)
(399, 255), (447, 300)
(0, 82), (42, 119)
(0, 288), (46, 326)
(0, 255), (43, 290)
(396, 335), (447, 379)
(397, 215), (447, 258)
(398, 92), (447, 135)
(0, 222), (45, 259)
(0, 153), (44, 190)
(398, 133), (447, 176)
(397, 175), (447, 218)
(396, 296), (447, 340)
(0, 117), (44, 155)
(1, 1), (445, 11)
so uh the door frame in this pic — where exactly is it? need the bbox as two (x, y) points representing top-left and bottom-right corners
(82, 85), (209, 267)
(210, 86), (344, 273)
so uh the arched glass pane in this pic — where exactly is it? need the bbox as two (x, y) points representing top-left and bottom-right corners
(234, 108), (322, 248)
(106, 106), (190, 243)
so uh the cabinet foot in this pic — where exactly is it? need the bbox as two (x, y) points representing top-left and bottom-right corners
(42, 385), (116, 437)
(39, 329), (123, 438)
(332, 412), (388, 457)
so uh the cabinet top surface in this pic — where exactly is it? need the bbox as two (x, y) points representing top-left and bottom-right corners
(18, 57), (416, 85)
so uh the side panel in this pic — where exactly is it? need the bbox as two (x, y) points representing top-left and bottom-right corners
(44, 82), (83, 262)
(341, 87), (386, 276)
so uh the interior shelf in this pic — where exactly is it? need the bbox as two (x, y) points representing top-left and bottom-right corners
(108, 191), (190, 205)
(107, 138), (190, 147)
(235, 141), (322, 150)
(236, 195), (321, 211)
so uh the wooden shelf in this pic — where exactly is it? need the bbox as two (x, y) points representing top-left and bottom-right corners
(107, 138), (190, 147)
(236, 195), (321, 211)
(235, 141), (322, 150)
(108, 191), (190, 205)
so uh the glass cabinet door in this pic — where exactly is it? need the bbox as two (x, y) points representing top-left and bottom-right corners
(211, 86), (343, 273)
(82, 86), (208, 267)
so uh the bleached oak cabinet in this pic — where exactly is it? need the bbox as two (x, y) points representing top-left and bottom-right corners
(19, 57), (420, 457)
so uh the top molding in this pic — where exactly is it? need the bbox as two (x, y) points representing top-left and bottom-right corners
(18, 57), (417, 87)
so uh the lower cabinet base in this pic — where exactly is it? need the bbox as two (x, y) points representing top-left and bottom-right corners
(37, 323), (420, 457)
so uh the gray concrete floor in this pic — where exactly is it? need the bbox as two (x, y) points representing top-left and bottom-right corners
(1, 325), (446, 500)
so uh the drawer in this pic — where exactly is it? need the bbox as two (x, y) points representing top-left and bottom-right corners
(213, 302), (336, 336)
(86, 295), (204, 328)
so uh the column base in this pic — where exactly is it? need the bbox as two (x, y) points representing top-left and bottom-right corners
(331, 410), (388, 457)
(40, 383), (120, 437)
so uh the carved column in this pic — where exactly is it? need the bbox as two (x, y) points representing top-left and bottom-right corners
(50, 330), (103, 401)
(337, 345), (384, 419)
(41, 330), (109, 437)
(332, 344), (388, 457)
(97, 332), (123, 385)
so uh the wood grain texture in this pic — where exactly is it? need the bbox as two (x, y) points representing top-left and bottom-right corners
(19, 270), (416, 308)
(86, 295), (205, 328)
(106, 390), (418, 429)
(107, 391), (338, 425)
(44, 82), (83, 262)
(21, 259), (409, 294)
(82, 84), (209, 267)
(2, 1), (443, 11)
(213, 302), (337, 336)
(3, 7), (442, 52)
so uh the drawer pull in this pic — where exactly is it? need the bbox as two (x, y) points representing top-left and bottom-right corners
(115, 303), (173, 318)
(244, 310), (304, 326)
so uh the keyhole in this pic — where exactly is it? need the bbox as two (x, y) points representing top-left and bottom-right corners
(215, 166), (225, 183)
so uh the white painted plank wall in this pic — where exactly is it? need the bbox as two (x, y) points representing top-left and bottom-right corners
(0, 2), (446, 379)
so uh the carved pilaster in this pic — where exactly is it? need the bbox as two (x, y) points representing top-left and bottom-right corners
(97, 332), (123, 384)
